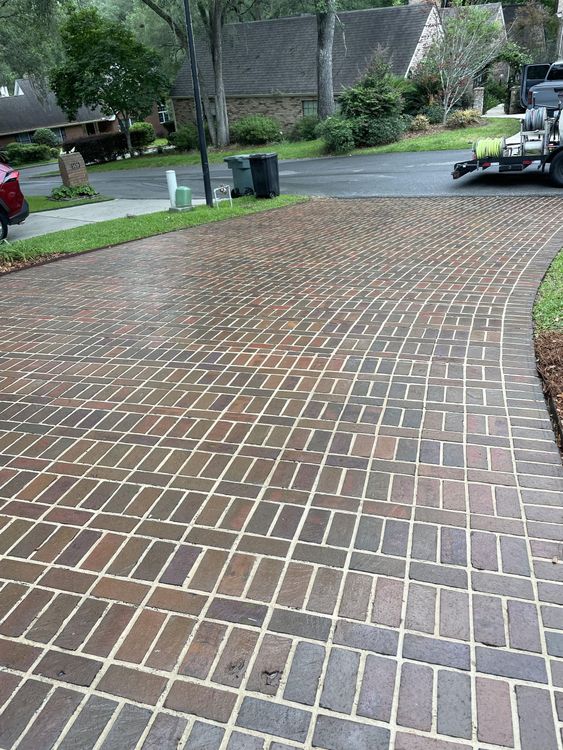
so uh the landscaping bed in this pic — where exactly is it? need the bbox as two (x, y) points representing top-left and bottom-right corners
(534, 248), (563, 444)
(0, 195), (307, 275)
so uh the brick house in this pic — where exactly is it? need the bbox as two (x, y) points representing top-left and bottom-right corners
(171, 4), (441, 132)
(0, 79), (119, 148)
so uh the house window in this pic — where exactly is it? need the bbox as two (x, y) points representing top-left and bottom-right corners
(302, 100), (318, 117)
(158, 102), (169, 124)
(16, 131), (33, 144)
(85, 122), (98, 136)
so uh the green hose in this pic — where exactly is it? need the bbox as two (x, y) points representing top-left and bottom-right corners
(474, 137), (504, 159)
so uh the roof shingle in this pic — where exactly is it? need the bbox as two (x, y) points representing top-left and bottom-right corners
(172, 5), (434, 98)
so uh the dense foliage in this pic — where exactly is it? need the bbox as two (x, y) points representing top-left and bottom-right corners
(62, 133), (129, 164)
(230, 115), (282, 145)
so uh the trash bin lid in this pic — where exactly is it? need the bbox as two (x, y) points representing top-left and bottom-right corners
(249, 152), (277, 159)
(224, 154), (251, 163)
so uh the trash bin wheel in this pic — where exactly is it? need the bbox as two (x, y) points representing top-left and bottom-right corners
(231, 188), (241, 198)
(244, 187), (254, 196)
(269, 191), (277, 198)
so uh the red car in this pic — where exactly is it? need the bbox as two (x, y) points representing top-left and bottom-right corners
(0, 162), (29, 240)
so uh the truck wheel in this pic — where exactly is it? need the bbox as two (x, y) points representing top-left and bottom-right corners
(0, 212), (7, 241)
(549, 152), (563, 187)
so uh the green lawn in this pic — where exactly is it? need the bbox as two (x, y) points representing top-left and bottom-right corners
(534, 249), (563, 332)
(27, 195), (113, 213)
(82, 118), (519, 173)
(1, 195), (307, 269)
(359, 118), (520, 154)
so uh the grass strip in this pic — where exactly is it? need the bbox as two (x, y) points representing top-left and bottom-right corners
(1, 195), (307, 270)
(27, 195), (113, 213)
(534, 248), (563, 332)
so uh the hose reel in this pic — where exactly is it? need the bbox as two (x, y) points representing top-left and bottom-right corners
(523, 107), (547, 131)
(474, 137), (505, 160)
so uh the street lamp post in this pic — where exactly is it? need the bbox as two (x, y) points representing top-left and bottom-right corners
(181, 0), (214, 207)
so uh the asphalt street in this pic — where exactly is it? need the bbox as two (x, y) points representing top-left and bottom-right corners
(21, 148), (562, 200)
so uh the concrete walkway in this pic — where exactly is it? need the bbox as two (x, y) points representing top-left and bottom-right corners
(11, 199), (201, 241)
(0, 197), (563, 749)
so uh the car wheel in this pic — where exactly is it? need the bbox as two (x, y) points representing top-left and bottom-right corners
(549, 152), (563, 187)
(0, 212), (7, 241)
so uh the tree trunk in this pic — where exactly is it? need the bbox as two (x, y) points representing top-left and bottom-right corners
(199, 70), (217, 146)
(120, 116), (133, 155)
(317, 0), (337, 120)
(210, 0), (229, 146)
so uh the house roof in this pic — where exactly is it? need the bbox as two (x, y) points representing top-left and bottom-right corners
(172, 5), (434, 98)
(0, 79), (110, 137)
(441, 2), (503, 23)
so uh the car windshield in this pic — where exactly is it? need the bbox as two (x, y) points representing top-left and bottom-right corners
(546, 64), (563, 81)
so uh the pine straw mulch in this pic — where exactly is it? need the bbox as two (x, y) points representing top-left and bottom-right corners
(535, 331), (563, 445)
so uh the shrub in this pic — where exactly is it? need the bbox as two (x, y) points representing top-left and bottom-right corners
(50, 147), (60, 158)
(168, 123), (198, 151)
(410, 114), (430, 132)
(422, 104), (445, 125)
(3, 142), (52, 165)
(446, 108), (482, 129)
(62, 133), (128, 163)
(50, 184), (98, 200)
(340, 56), (404, 121)
(130, 122), (155, 151)
(316, 116), (355, 154)
(230, 115), (281, 145)
(32, 128), (60, 147)
(290, 115), (319, 142)
(350, 115), (407, 148)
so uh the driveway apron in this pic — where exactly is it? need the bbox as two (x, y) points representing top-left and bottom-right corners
(0, 197), (562, 749)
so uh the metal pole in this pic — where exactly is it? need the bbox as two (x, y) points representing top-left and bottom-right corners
(182, 0), (214, 207)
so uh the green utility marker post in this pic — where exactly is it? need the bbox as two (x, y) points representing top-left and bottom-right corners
(170, 186), (193, 213)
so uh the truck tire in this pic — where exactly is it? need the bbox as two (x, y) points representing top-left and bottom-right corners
(549, 152), (563, 187)
(0, 212), (7, 241)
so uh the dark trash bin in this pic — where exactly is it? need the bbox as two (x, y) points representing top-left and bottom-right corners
(249, 152), (279, 198)
(224, 154), (254, 197)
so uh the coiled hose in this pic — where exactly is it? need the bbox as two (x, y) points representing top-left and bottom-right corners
(474, 137), (504, 159)
(524, 107), (547, 131)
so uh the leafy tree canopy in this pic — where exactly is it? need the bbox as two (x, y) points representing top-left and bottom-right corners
(51, 6), (168, 148)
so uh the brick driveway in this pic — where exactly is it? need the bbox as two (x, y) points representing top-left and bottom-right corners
(0, 197), (562, 750)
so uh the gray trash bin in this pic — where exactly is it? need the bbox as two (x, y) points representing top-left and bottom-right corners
(224, 154), (254, 197)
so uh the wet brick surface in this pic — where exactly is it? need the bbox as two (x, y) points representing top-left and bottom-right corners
(0, 197), (562, 748)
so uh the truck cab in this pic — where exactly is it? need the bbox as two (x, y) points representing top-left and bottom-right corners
(521, 61), (563, 110)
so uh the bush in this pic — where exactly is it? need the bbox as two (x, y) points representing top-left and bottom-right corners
(410, 114), (430, 132)
(340, 56), (404, 121)
(62, 133), (128, 164)
(350, 115), (407, 148)
(32, 128), (59, 147)
(50, 184), (98, 200)
(446, 108), (482, 129)
(3, 142), (52, 165)
(230, 115), (281, 145)
(168, 123), (198, 152)
(316, 117), (355, 154)
(289, 115), (319, 141)
(50, 147), (60, 158)
(422, 104), (445, 125)
(130, 122), (155, 151)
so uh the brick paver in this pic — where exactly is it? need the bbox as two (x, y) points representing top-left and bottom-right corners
(0, 197), (562, 749)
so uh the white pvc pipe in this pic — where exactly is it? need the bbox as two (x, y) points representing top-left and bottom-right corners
(166, 170), (177, 208)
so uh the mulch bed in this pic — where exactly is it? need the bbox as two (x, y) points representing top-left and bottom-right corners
(535, 331), (563, 445)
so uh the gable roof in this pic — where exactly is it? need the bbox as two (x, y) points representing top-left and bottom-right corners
(172, 4), (434, 98)
(0, 79), (110, 137)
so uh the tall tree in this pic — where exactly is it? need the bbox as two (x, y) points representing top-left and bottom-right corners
(51, 7), (168, 153)
(0, 0), (60, 85)
(197, 1), (230, 146)
(316, 0), (337, 119)
(419, 5), (507, 123)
